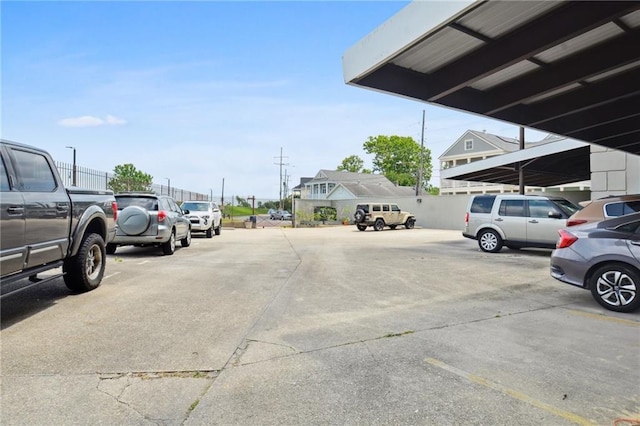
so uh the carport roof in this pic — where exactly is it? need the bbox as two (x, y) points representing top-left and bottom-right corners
(439, 138), (591, 187)
(343, 1), (640, 156)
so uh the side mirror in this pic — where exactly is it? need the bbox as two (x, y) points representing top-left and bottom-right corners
(183, 209), (190, 215)
(548, 211), (562, 219)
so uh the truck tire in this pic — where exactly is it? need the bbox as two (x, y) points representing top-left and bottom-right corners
(373, 218), (385, 231)
(405, 218), (415, 229)
(206, 226), (213, 238)
(63, 233), (106, 293)
(215, 223), (221, 236)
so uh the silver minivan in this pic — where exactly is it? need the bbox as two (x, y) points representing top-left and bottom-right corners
(463, 194), (581, 253)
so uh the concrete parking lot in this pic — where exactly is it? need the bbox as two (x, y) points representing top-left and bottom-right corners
(1, 226), (638, 425)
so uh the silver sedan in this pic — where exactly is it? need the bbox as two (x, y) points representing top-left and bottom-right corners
(550, 212), (640, 312)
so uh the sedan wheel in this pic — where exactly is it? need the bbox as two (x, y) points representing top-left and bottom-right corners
(589, 264), (640, 312)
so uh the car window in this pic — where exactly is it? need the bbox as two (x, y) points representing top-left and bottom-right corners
(116, 197), (157, 210)
(498, 200), (525, 217)
(615, 221), (640, 234)
(183, 202), (209, 212)
(11, 149), (57, 192)
(356, 204), (369, 213)
(470, 196), (494, 213)
(0, 156), (10, 192)
(552, 198), (581, 216)
(372, 205), (381, 212)
(383, 205), (390, 212)
(528, 199), (561, 218)
(605, 201), (640, 217)
(391, 205), (400, 212)
(159, 198), (171, 211)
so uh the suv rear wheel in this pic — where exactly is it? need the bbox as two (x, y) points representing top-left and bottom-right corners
(162, 231), (176, 255)
(478, 229), (502, 253)
(373, 218), (385, 231)
(357, 224), (367, 231)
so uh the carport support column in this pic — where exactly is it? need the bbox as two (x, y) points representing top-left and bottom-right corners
(519, 126), (525, 195)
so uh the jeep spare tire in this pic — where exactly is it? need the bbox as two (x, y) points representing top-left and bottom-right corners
(118, 206), (151, 235)
(354, 209), (365, 223)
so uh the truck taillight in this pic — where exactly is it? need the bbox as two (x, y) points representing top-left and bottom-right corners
(464, 212), (469, 223)
(158, 211), (167, 222)
(112, 202), (118, 221)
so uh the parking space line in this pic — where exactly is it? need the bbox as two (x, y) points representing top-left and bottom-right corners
(103, 271), (121, 281)
(567, 310), (639, 327)
(424, 357), (596, 426)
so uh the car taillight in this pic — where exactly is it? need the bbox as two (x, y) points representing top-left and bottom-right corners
(112, 201), (118, 221)
(158, 210), (167, 222)
(566, 219), (587, 227)
(556, 229), (578, 248)
(464, 212), (469, 223)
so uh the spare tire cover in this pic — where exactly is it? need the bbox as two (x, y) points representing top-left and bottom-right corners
(354, 209), (365, 223)
(118, 205), (151, 235)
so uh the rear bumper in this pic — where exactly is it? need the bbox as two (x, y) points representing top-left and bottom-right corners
(549, 248), (588, 288)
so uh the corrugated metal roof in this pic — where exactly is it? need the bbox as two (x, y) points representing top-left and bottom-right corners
(343, 0), (640, 161)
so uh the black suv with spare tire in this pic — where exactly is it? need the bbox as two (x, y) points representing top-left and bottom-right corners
(353, 202), (416, 231)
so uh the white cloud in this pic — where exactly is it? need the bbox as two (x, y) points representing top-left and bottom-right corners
(58, 115), (127, 128)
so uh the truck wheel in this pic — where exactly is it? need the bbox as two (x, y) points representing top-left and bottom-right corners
(405, 218), (415, 229)
(162, 231), (176, 255)
(63, 233), (106, 292)
(106, 243), (117, 254)
(206, 226), (213, 238)
(215, 223), (221, 236)
(357, 224), (367, 231)
(373, 218), (385, 231)
(181, 228), (192, 247)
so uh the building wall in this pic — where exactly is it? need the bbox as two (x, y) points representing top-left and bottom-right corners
(590, 145), (640, 198)
(294, 190), (591, 230)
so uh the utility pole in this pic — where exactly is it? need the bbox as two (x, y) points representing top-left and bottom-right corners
(416, 110), (425, 196)
(221, 178), (225, 207)
(274, 148), (289, 210)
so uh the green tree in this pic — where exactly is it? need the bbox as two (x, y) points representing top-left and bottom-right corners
(363, 135), (432, 189)
(108, 164), (153, 193)
(427, 185), (440, 195)
(337, 155), (365, 173)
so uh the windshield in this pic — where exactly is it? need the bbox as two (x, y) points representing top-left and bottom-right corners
(554, 199), (582, 216)
(182, 203), (209, 212)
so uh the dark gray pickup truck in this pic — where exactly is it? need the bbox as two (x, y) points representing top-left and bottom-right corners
(0, 139), (117, 296)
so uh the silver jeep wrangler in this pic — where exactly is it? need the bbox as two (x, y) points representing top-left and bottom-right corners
(353, 203), (416, 231)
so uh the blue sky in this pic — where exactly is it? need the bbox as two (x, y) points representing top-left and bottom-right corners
(2, 1), (547, 200)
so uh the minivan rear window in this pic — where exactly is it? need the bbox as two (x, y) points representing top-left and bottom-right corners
(470, 196), (495, 213)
